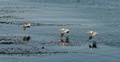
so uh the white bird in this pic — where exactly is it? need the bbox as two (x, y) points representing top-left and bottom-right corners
(22, 23), (32, 30)
(87, 31), (99, 40)
(59, 28), (70, 37)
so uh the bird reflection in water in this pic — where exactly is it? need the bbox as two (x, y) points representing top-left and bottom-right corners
(23, 36), (31, 42)
(89, 41), (97, 50)
(60, 36), (70, 46)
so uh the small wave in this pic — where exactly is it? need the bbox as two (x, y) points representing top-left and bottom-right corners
(0, 21), (81, 26)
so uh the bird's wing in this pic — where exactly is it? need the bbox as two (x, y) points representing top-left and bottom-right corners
(64, 29), (69, 33)
(92, 32), (98, 36)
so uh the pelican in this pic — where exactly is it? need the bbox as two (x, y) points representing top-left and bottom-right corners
(59, 28), (70, 37)
(87, 31), (99, 40)
(22, 23), (32, 30)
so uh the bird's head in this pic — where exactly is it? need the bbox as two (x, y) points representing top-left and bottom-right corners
(87, 31), (93, 34)
(59, 28), (65, 31)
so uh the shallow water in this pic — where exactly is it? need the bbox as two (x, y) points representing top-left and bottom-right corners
(0, 0), (120, 62)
